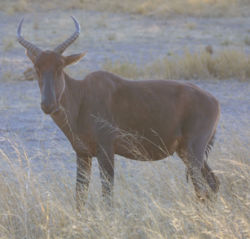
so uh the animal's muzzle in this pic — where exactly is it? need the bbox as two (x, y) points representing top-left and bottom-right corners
(41, 101), (57, 114)
(40, 73), (59, 115)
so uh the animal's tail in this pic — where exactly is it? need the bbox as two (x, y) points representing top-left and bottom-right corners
(201, 130), (220, 192)
(205, 131), (216, 160)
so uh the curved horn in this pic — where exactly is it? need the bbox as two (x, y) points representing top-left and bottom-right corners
(54, 16), (80, 54)
(17, 18), (42, 56)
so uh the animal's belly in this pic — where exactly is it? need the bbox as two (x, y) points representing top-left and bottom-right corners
(114, 136), (179, 161)
(115, 149), (167, 161)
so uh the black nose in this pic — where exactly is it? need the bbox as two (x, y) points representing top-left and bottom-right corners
(41, 102), (56, 114)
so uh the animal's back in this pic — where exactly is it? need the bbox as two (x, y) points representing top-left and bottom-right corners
(83, 70), (219, 135)
(84, 71), (185, 131)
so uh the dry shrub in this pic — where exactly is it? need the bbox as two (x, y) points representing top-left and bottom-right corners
(103, 49), (250, 81)
(178, 49), (250, 80)
(213, 50), (250, 79)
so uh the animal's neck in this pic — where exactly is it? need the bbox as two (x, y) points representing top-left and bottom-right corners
(61, 73), (82, 113)
(51, 72), (83, 135)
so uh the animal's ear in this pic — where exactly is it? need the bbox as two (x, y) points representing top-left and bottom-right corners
(25, 50), (37, 64)
(64, 52), (86, 66)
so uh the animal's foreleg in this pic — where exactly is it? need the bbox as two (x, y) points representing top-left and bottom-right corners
(76, 155), (92, 211)
(97, 145), (114, 207)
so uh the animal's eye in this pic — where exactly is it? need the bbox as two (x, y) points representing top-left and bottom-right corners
(57, 66), (63, 71)
(56, 67), (63, 76)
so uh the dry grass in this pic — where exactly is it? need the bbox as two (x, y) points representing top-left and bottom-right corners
(2, 38), (15, 52)
(0, 0), (30, 14)
(103, 49), (250, 81)
(0, 136), (249, 238)
(0, 0), (249, 17)
(244, 36), (250, 46)
(103, 60), (142, 79)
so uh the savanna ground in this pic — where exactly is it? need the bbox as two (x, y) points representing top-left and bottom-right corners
(0, 0), (250, 238)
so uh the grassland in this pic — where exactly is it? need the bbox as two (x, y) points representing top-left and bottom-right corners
(0, 0), (250, 238)
(1, 0), (250, 17)
(0, 136), (249, 238)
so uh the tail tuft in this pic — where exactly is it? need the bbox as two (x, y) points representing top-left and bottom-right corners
(205, 132), (216, 159)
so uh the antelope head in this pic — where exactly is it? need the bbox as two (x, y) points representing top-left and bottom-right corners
(17, 17), (86, 114)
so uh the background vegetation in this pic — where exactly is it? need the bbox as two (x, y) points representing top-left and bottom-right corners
(103, 49), (250, 81)
(1, 0), (250, 17)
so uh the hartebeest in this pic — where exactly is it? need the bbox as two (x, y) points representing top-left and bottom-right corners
(17, 17), (220, 210)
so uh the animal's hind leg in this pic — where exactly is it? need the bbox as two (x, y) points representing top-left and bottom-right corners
(178, 146), (210, 200)
(201, 160), (220, 193)
(188, 154), (210, 201)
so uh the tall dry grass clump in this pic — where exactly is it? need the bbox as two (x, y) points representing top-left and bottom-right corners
(103, 49), (250, 81)
(0, 137), (249, 238)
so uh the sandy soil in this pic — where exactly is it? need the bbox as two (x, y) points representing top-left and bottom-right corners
(0, 9), (249, 178)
